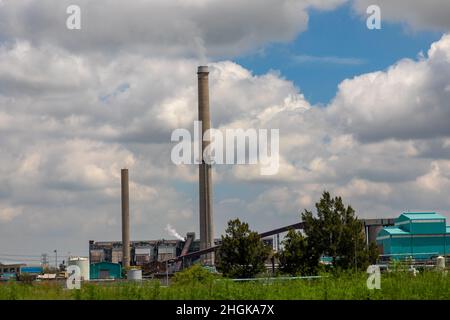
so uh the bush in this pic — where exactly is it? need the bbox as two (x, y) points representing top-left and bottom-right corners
(17, 273), (34, 285)
(172, 264), (218, 286)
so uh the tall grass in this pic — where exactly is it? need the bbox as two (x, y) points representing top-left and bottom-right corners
(0, 271), (448, 300)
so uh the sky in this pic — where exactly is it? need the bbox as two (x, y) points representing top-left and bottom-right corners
(0, 0), (450, 262)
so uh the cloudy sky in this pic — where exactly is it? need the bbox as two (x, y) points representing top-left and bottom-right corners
(0, 0), (450, 261)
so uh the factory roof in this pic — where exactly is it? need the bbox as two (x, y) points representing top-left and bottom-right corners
(91, 261), (121, 265)
(399, 212), (446, 220)
(91, 240), (176, 246)
(0, 262), (26, 266)
(382, 227), (410, 235)
(159, 240), (180, 244)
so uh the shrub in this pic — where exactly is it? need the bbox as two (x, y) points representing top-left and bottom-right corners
(172, 264), (217, 286)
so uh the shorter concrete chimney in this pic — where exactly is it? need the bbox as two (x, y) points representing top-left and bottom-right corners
(121, 169), (130, 268)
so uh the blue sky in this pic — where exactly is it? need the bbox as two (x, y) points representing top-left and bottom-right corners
(236, 3), (442, 105)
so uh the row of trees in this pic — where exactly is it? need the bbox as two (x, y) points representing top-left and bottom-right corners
(216, 191), (379, 278)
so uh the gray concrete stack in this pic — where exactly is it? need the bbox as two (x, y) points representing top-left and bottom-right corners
(198, 66), (214, 266)
(121, 169), (130, 269)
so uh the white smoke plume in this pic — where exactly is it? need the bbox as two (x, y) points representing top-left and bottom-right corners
(165, 224), (185, 241)
(193, 36), (208, 65)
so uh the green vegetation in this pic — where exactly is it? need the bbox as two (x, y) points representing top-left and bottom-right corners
(216, 218), (271, 278)
(301, 191), (378, 272)
(0, 270), (448, 300)
(275, 192), (380, 277)
(172, 264), (218, 286)
(277, 229), (313, 276)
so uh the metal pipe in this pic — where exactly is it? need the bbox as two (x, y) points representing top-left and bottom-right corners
(166, 260), (169, 286)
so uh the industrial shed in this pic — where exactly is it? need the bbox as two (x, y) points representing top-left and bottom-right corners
(377, 212), (450, 259)
(90, 262), (122, 280)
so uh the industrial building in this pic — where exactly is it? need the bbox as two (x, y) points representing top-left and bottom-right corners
(89, 236), (220, 267)
(0, 264), (44, 281)
(89, 239), (183, 265)
(377, 212), (450, 259)
(0, 263), (24, 280)
(90, 262), (122, 280)
(0, 263), (24, 274)
(89, 235), (274, 272)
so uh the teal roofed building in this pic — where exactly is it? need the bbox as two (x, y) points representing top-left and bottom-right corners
(90, 262), (122, 280)
(376, 212), (450, 260)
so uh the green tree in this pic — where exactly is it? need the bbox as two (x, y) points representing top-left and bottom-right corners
(277, 229), (313, 276)
(368, 242), (380, 265)
(302, 191), (371, 271)
(216, 218), (271, 278)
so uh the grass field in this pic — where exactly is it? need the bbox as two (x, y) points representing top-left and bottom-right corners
(0, 271), (448, 300)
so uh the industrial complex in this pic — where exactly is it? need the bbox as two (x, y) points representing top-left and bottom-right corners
(1, 66), (449, 282)
(87, 235), (275, 279)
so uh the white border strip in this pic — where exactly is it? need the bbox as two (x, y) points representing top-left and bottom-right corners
(412, 219), (445, 223)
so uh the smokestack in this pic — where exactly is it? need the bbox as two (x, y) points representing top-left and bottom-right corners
(198, 66), (214, 265)
(121, 169), (130, 269)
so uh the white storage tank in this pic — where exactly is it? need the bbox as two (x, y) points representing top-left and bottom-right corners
(68, 257), (90, 281)
(436, 256), (446, 270)
(127, 269), (142, 281)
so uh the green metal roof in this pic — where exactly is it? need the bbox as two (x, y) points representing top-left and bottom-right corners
(400, 212), (446, 220)
(382, 227), (410, 235)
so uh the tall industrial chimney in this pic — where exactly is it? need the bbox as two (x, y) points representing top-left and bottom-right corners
(198, 66), (214, 265)
(121, 169), (130, 269)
